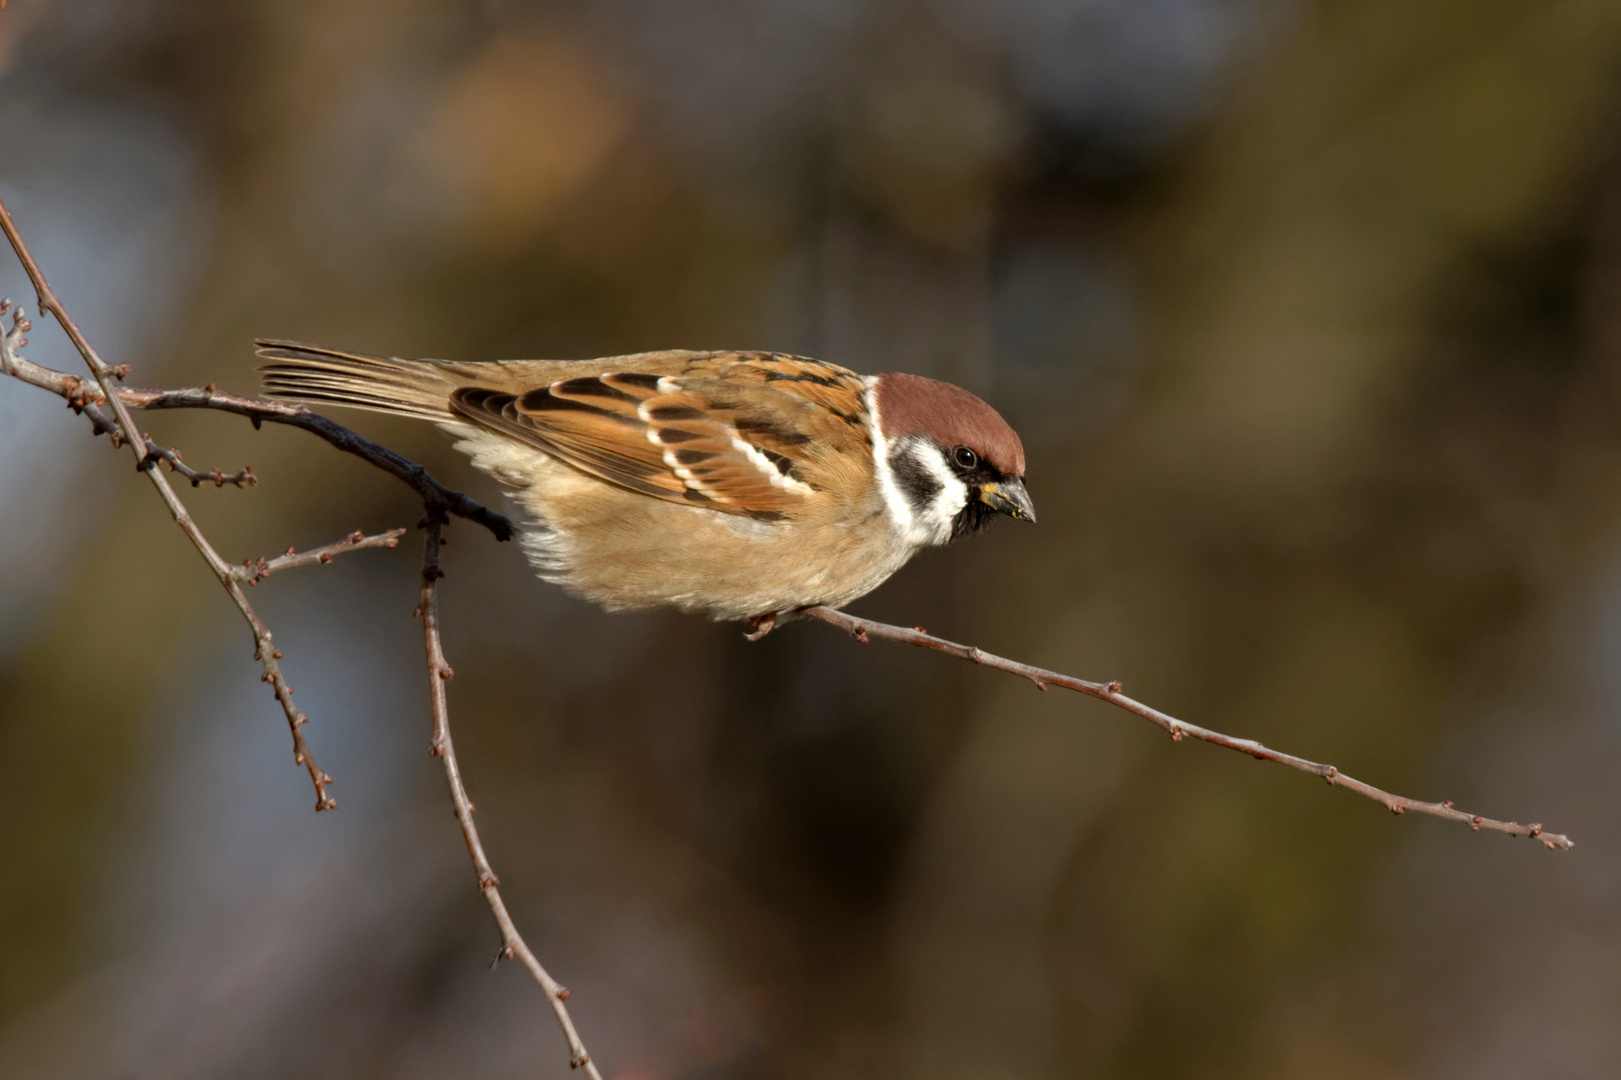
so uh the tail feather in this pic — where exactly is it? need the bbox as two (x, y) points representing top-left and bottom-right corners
(257, 339), (459, 422)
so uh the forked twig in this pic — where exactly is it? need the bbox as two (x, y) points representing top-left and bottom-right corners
(0, 197), (340, 810)
(800, 606), (1573, 851)
(0, 295), (514, 541)
(0, 345), (260, 486)
(0, 192), (603, 1073)
(418, 518), (604, 1078)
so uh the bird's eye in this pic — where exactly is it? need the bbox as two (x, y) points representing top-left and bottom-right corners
(951, 445), (978, 471)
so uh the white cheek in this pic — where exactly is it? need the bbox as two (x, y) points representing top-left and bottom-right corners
(865, 379), (967, 548)
(864, 379), (919, 542)
(905, 441), (967, 545)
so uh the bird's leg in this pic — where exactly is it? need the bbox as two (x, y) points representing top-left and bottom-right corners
(743, 607), (816, 641)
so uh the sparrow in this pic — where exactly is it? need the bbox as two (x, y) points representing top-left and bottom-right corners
(258, 341), (1035, 625)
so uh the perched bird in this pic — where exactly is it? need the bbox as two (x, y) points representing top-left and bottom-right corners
(258, 342), (1034, 626)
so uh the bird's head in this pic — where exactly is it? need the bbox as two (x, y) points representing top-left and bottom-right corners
(871, 371), (1034, 546)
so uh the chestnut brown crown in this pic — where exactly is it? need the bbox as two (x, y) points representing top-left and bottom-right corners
(873, 372), (1026, 478)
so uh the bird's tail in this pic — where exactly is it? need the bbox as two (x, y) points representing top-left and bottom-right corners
(257, 339), (459, 422)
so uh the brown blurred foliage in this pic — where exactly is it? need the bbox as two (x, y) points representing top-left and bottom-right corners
(3, 1), (1621, 1077)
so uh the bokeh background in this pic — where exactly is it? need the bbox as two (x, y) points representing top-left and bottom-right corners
(3, 1), (1621, 1076)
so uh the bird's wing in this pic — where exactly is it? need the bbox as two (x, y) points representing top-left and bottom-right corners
(449, 353), (872, 521)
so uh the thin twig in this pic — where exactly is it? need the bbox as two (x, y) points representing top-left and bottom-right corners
(0, 315), (258, 486)
(233, 528), (407, 585)
(139, 440), (257, 488)
(418, 517), (605, 1077)
(0, 300), (513, 540)
(799, 606), (1574, 851)
(0, 197), (337, 811)
(129, 384), (515, 540)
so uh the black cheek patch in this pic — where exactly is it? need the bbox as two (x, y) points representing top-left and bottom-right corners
(889, 446), (942, 515)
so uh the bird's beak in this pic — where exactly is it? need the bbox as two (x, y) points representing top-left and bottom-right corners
(979, 477), (1037, 523)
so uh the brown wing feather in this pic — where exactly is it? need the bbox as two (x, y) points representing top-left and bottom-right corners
(259, 340), (874, 521)
(449, 356), (870, 521)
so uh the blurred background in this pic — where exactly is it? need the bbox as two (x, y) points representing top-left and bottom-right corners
(3, 0), (1620, 1076)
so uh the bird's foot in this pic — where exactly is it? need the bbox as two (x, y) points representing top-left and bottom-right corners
(743, 607), (813, 641)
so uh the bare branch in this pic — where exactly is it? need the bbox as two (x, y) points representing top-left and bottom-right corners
(126, 383), (515, 541)
(0, 294), (513, 540)
(233, 528), (407, 585)
(799, 606), (1574, 852)
(139, 440), (257, 489)
(0, 196), (337, 811)
(1, 190), (592, 1068)
(418, 518), (605, 1078)
(0, 305), (256, 487)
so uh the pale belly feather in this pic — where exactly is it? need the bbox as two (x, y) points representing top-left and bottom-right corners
(449, 426), (918, 620)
